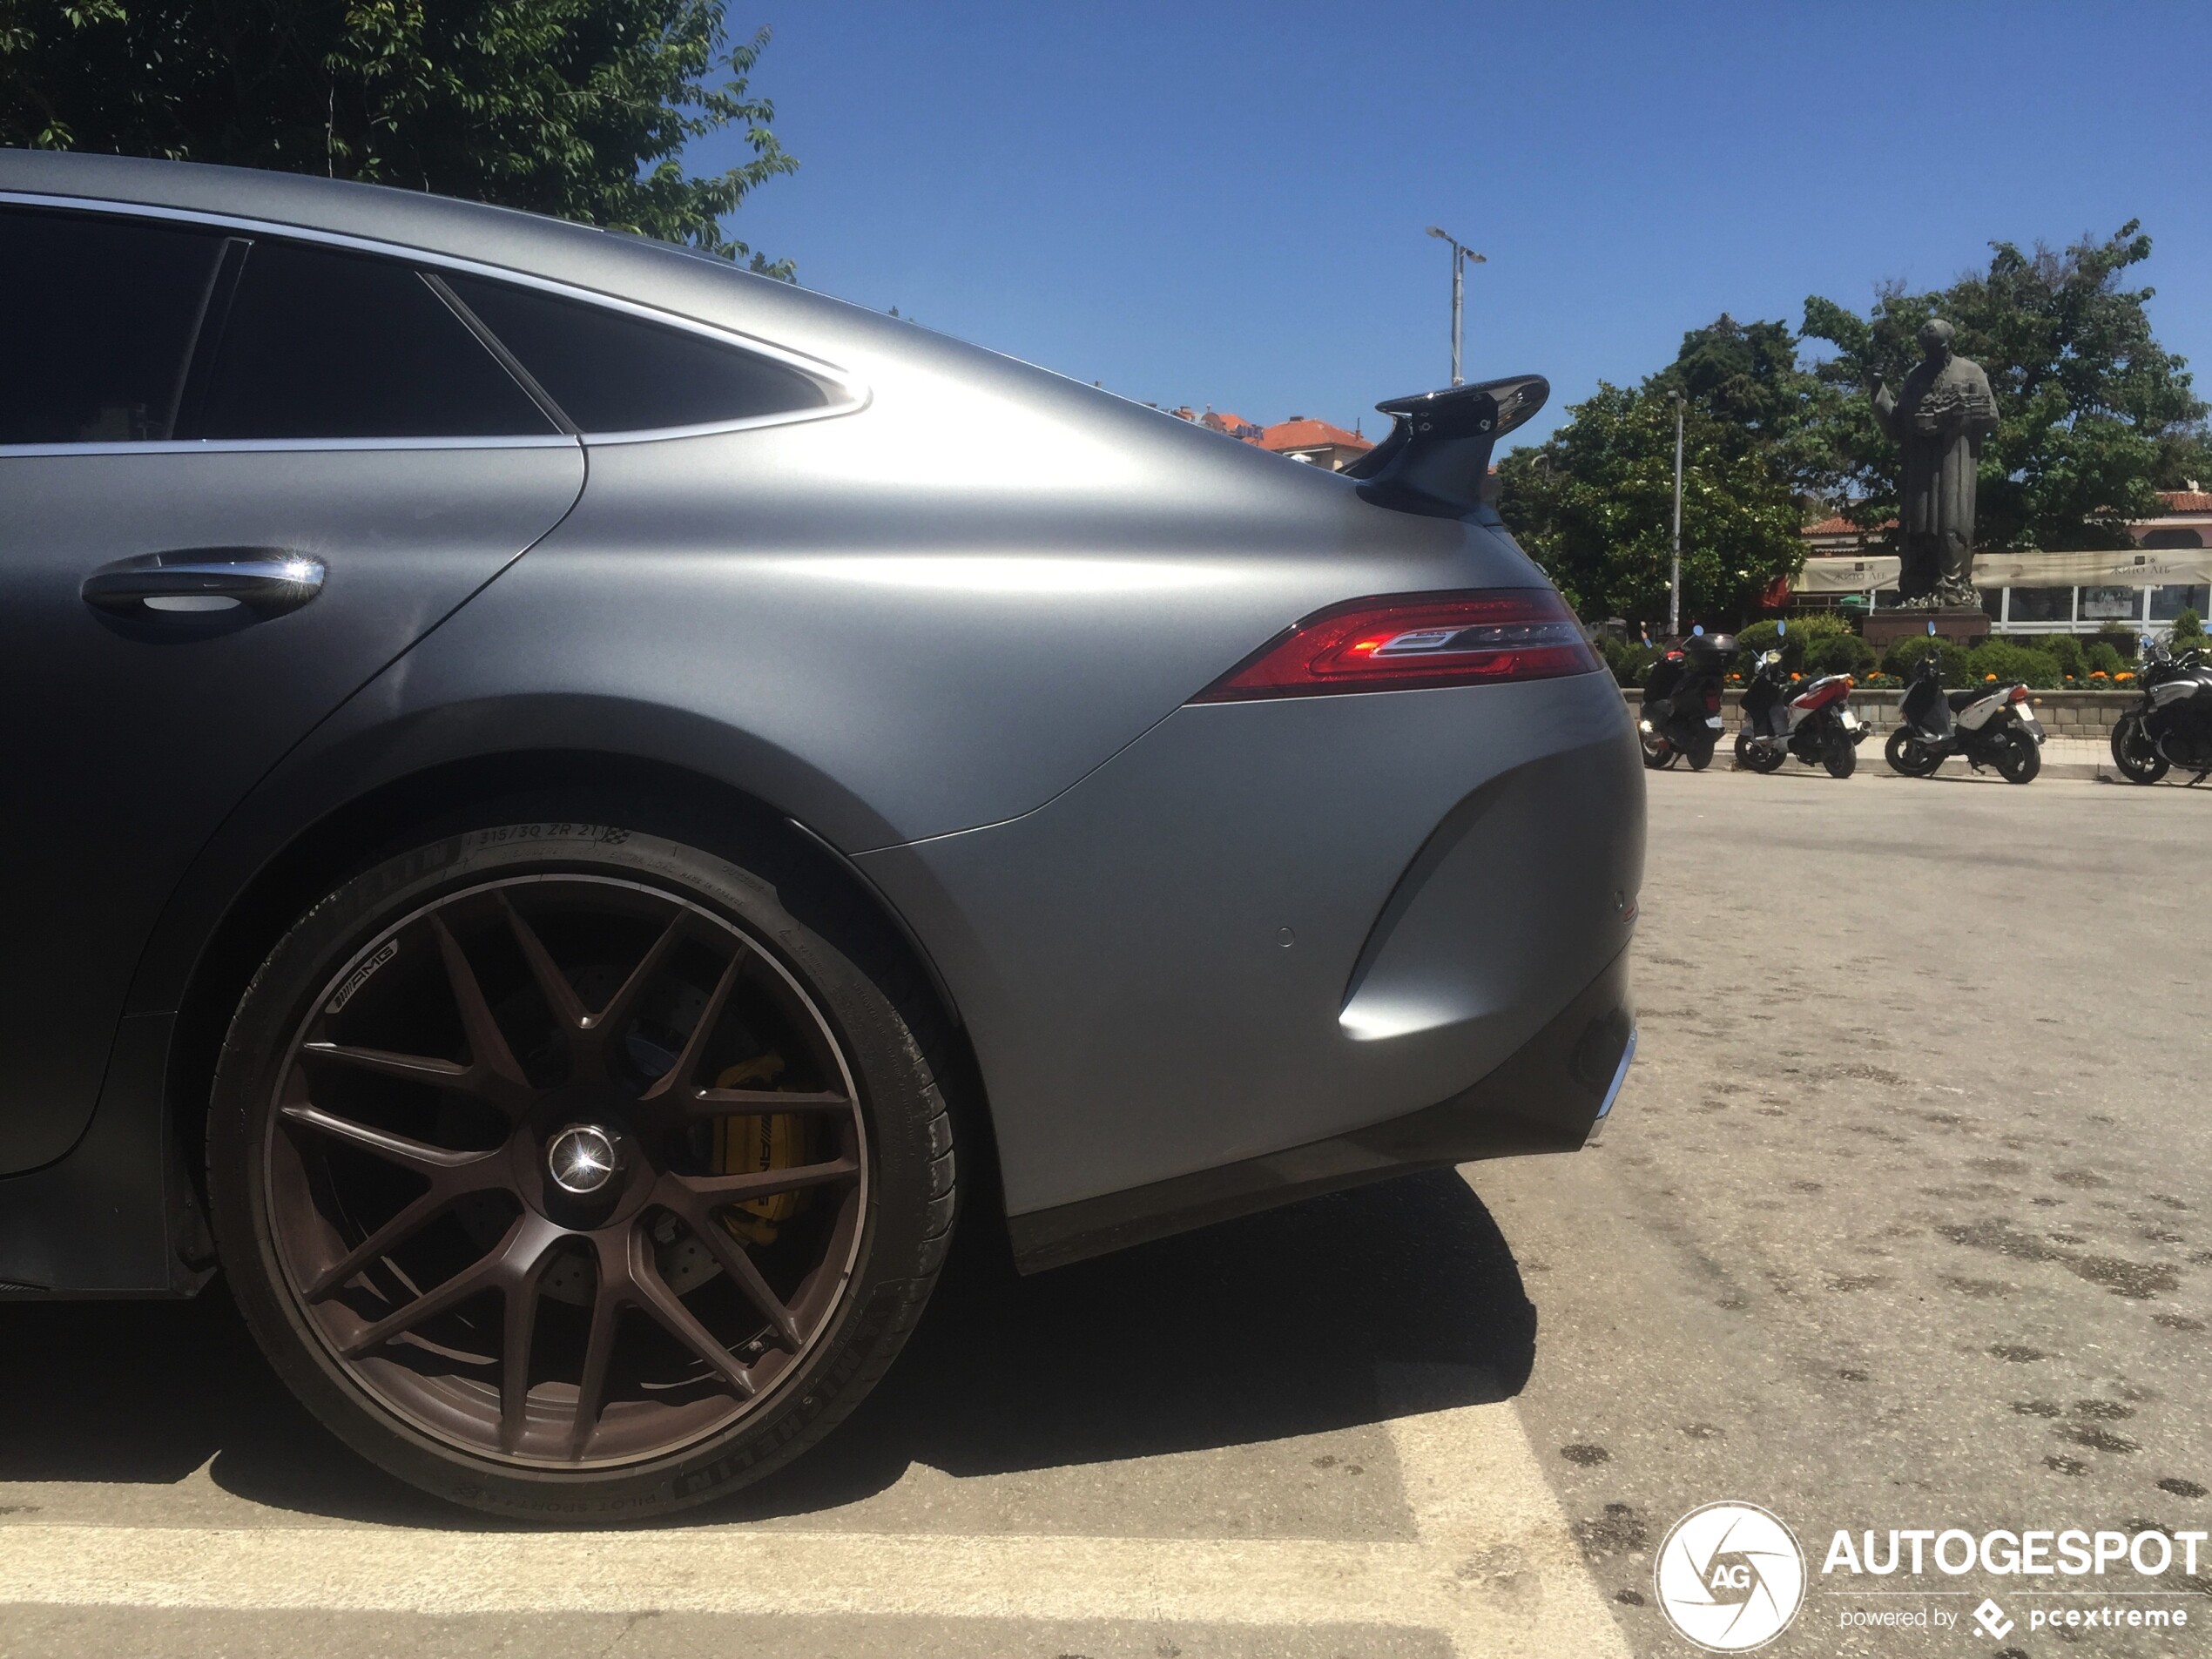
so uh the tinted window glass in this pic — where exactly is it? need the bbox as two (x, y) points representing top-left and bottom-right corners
(0, 210), (225, 443)
(444, 273), (828, 433)
(2080, 584), (2141, 621)
(191, 241), (556, 440)
(2008, 587), (2074, 624)
(2152, 583), (2211, 622)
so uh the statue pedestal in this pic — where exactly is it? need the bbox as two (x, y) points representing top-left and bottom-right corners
(1864, 608), (1990, 651)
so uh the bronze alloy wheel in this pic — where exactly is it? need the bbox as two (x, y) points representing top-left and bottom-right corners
(210, 826), (954, 1518)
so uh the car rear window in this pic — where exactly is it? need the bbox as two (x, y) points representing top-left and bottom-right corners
(186, 240), (559, 442)
(0, 208), (226, 444)
(442, 272), (830, 434)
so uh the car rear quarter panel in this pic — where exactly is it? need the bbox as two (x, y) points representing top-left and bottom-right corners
(357, 388), (1554, 852)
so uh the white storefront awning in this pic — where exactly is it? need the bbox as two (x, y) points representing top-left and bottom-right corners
(1796, 549), (2212, 593)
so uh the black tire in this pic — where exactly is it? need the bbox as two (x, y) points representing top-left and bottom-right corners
(2111, 712), (2168, 784)
(1686, 740), (1715, 772)
(1823, 735), (1858, 779)
(207, 824), (955, 1521)
(1884, 727), (1944, 778)
(1741, 734), (1788, 774)
(1641, 730), (1674, 770)
(1994, 727), (2042, 785)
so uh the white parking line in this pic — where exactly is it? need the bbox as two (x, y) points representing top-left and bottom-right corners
(0, 1381), (1626, 1656)
(1383, 1363), (1634, 1658)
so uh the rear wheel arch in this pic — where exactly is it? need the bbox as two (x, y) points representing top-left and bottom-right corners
(164, 751), (1001, 1244)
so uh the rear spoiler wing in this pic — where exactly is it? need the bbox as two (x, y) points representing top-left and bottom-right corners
(1341, 374), (1548, 519)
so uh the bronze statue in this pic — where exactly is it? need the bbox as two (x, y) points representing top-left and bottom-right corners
(1865, 320), (1998, 607)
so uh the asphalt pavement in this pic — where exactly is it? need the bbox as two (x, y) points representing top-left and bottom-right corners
(2, 765), (2206, 1657)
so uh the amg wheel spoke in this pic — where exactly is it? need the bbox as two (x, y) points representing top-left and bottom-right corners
(568, 1247), (626, 1460)
(339, 1251), (502, 1358)
(658, 1180), (803, 1351)
(279, 1103), (498, 1175)
(430, 915), (528, 1101)
(673, 1157), (860, 1206)
(498, 892), (588, 1031)
(339, 1212), (559, 1359)
(625, 1225), (754, 1395)
(305, 1187), (462, 1302)
(639, 944), (749, 1103)
(299, 1042), (469, 1089)
(499, 1246), (556, 1454)
(576, 912), (685, 1078)
(680, 1086), (850, 1116)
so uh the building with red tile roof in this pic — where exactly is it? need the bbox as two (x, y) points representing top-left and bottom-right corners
(1257, 415), (1374, 472)
(1167, 407), (1264, 442)
(1165, 405), (1376, 470)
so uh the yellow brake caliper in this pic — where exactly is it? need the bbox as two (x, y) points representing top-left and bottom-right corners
(711, 1053), (810, 1246)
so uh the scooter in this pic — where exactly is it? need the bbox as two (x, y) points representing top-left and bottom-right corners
(1735, 625), (1868, 778)
(1639, 628), (1732, 771)
(1883, 631), (2043, 783)
(2110, 636), (2212, 784)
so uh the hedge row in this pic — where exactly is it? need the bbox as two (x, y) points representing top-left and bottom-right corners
(1594, 609), (2204, 692)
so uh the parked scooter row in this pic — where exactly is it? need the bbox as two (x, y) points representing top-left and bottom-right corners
(1639, 619), (2056, 785)
(1639, 622), (1868, 777)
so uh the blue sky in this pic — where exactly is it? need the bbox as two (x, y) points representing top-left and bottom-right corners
(693, 3), (2212, 450)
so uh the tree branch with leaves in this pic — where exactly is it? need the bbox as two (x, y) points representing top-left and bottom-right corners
(0, 0), (797, 273)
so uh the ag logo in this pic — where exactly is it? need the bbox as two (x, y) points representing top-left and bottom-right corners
(1653, 1501), (1806, 1652)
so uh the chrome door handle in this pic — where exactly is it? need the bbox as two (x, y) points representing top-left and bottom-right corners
(81, 550), (327, 617)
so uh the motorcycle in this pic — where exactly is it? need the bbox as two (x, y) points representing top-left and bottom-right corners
(2110, 637), (2212, 784)
(1883, 642), (2043, 783)
(1735, 639), (1868, 779)
(1639, 628), (1732, 771)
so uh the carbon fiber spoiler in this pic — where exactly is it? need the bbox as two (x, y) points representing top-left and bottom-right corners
(1341, 374), (1548, 519)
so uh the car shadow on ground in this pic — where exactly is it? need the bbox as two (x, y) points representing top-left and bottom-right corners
(0, 1168), (1533, 1528)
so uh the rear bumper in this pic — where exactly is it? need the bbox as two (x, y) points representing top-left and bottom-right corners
(857, 664), (1645, 1238)
(1007, 945), (1635, 1271)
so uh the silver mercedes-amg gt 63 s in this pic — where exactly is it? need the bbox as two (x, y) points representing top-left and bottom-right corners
(0, 150), (1642, 1519)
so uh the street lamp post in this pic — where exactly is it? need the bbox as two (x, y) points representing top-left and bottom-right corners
(1424, 226), (1487, 386)
(1668, 390), (1685, 639)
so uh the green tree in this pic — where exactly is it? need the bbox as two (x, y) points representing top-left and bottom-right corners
(1802, 223), (2211, 550)
(0, 1), (795, 272)
(1499, 315), (1817, 628)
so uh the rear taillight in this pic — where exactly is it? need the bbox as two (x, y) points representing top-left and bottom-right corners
(2008, 685), (2030, 703)
(1190, 588), (1601, 703)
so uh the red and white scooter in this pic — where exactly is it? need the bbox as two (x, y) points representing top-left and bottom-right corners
(1735, 625), (1869, 779)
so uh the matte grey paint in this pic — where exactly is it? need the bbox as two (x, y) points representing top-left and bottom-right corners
(856, 674), (1642, 1215)
(0, 151), (1642, 1285)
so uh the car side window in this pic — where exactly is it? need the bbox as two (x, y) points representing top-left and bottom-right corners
(0, 209), (227, 444)
(186, 240), (558, 441)
(442, 272), (830, 434)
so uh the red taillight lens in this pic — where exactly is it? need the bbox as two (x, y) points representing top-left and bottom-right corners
(2008, 684), (2030, 703)
(1190, 588), (1601, 703)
